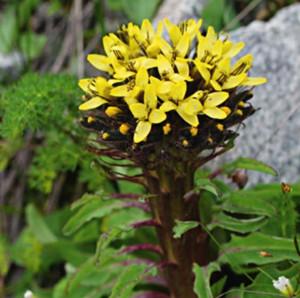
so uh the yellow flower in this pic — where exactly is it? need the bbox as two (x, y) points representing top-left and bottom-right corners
(78, 77), (111, 110)
(79, 18), (267, 146)
(129, 84), (166, 143)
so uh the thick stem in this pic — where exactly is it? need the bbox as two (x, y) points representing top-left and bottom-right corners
(146, 163), (208, 298)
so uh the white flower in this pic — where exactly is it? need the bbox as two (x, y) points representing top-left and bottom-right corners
(24, 290), (34, 298)
(273, 276), (294, 297)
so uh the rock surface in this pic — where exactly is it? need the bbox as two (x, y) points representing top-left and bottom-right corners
(155, 0), (206, 23)
(217, 4), (300, 184)
(0, 51), (24, 83)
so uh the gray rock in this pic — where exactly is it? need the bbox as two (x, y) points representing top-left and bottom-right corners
(216, 4), (300, 184)
(155, 0), (206, 23)
(0, 51), (24, 83)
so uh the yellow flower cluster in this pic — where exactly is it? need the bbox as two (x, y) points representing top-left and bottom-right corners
(79, 19), (266, 144)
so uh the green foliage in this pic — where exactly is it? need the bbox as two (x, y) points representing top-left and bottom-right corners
(202, 0), (239, 31)
(193, 262), (220, 298)
(107, 0), (161, 24)
(0, 0), (46, 59)
(222, 157), (278, 176)
(173, 220), (200, 239)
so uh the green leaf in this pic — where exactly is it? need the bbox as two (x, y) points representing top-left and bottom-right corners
(193, 262), (220, 298)
(219, 232), (299, 272)
(20, 31), (47, 60)
(195, 178), (219, 197)
(63, 196), (123, 236)
(0, 6), (18, 53)
(109, 263), (148, 298)
(208, 212), (268, 234)
(202, 0), (239, 31)
(173, 220), (199, 239)
(221, 189), (278, 217)
(121, 0), (161, 24)
(222, 157), (277, 176)
(26, 204), (57, 244)
(0, 236), (10, 276)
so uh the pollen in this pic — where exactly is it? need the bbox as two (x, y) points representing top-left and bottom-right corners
(216, 124), (224, 131)
(235, 109), (243, 116)
(102, 132), (110, 140)
(190, 127), (198, 136)
(221, 107), (231, 116)
(105, 106), (122, 117)
(182, 139), (189, 147)
(119, 123), (130, 135)
(87, 116), (95, 123)
(238, 101), (246, 108)
(163, 123), (171, 135)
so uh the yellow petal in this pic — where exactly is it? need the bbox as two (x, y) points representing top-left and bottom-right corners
(242, 77), (267, 86)
(129, 103), (148, 119)
(160, 101), (177, 112)
(222, 73), (247, 89)
(141, 19), (154, 39)
(110, 85), (129, 97)
(157, 37), (173, 58)
(203, 107), (227, 119)
(175, 32), (190, 57)
(144, 84), (157, 108)
(78, 79), (91, 93)
(211, 40), (223, 57)
(171, 81), (187, 101)
(217, 58), (231, 76)
(79, 97), (107, 110)
(134, 121), (152, 143)
(224, 41), (245, 58)
(177, 106), (199, 126)
(136, 67), (149, 88)
(164, 18), (182, 46)
(158, 55), (173, 78)
(232, 54), (253, 73)
(134, 57), (157, 69)
(206, 26), (217, 42)
(87, 54), (112, 73)
(149, 109), (167, 124)
(175, 59), (190, 77)
(95, 77), (110, 96)
(210, 80), (222, 91)
(181, 99), (203, 115)
(205, 92), (229, 108)
(194, 60), (211, 83)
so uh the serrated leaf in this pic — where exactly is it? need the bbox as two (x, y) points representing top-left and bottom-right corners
(193, 262), (220, 298)
(26, 204), (57, 244)
(63, 198), (123, 236)
(173, 220), (199, 239)
(222, 157), (277, 176)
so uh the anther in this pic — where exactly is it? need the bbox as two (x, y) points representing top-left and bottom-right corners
(182, 139), (189, 147)
(105, 106), (122, 117)
(87, 116), (95, 124)
(119, 123), (130, 135)
(216, 124), (224, 131)
(190, 127), (198, 136)
(163, 123), (171, 135)
(102, 132), (110, 140)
